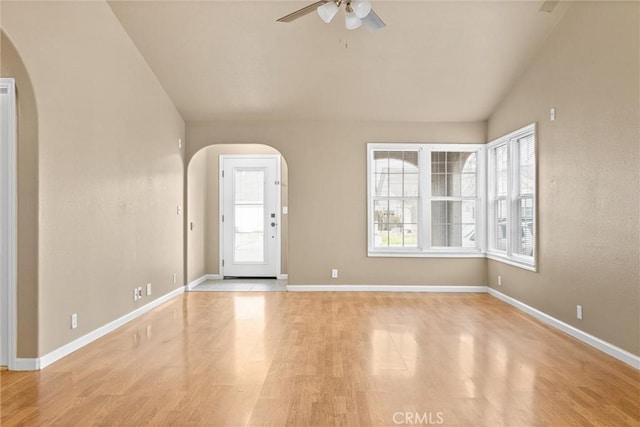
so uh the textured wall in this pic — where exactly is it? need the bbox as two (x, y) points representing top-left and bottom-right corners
(1, 32), (39, 358)
(187, 120), (489, 287)
(2, 1), (186, 356)
(487, 2), (639, 355)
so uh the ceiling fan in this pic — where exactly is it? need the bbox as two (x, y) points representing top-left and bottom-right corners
(277, 0), (386, 31)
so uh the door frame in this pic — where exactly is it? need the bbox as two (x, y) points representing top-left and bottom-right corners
(1, 78), (17, 370)
(219, 154), (282, 278)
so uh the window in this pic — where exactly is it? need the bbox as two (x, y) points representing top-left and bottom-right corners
(367, 128), (536, 270)
(368, 144), (485, 257)
(487, 124), (536, 270)
(430, 151), (478, 249)
(372, 150), (420, 249)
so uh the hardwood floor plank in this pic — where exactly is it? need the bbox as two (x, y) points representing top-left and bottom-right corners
(1, 292), (638, 426)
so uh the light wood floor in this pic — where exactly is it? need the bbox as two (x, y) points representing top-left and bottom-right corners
(1, 292), (639, 426)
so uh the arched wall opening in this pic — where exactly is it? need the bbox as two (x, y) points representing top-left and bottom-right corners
(186, 143), (288, 285)
(1, 31), (40, 360)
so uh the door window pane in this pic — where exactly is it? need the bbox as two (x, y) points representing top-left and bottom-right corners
(234, 205), (264, 262)
(235, 170), (264, 203)
(234, 169), (265, 263)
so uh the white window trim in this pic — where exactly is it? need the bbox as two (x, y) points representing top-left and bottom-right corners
(0, 78), (17, 370)
(367, 143), (486, 258)
(486, 123), (537, 271)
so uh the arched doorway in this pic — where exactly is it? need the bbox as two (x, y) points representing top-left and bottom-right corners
(185, 144), (288, 287)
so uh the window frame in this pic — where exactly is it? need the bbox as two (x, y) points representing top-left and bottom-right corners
(367, 143), (486, 258)
(487, 123), (537, 271)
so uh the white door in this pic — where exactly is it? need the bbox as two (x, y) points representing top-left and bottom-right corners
(221, 156), (280, 277)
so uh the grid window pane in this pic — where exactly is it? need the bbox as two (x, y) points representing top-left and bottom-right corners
(487, 126), (536, 266)
(374, 173), (388, 197)
(370, 145), (486, 254)
(496, 144), (508, 197)
(461, 174), (476, 197)
(403, 151), (419, 173)
(495, 198), (507, 252)
(374, 200), (389, 247)
(404, 173), (419, 197)
(515, 196), (534, 257)
(404, 224), (418, 247)
(431, 200), (476, 248)
(374, 151), (389, 173)
(517, 135), (535, 196)
(514, 134), (535, 258)
(371, 150), (420, 249)
(388, 174), (403, 197)
(388, 152), (404, 173)
(431, 152), (477, 197)
(430, 151), (478, 249)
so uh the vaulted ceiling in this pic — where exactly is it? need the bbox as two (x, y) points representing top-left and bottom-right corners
(108, 1), (569, 122)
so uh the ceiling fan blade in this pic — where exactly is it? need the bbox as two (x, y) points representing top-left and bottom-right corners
(362, 9), (385, 31)
(277, 1), (328, 22)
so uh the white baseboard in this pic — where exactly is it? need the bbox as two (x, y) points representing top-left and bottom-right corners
(13, 358), (40, 371)
(286, 284), (488, 293)
(15, 283), (638, 371)
(34, 286), (185, 371)
(276, 274), (288, 280)
(186, 275), (207, 290)
(186, 274), (224, 291)
(487, 288), (640, 369)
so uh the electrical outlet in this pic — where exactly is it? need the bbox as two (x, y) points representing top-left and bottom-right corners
(134, 288), (139, 301)
(498, 275), (502, 286)
(331, 269), (338, 279)
(71, 313), (78, 329)
(576, 305), (583, 320)
(146, 283), (152, 296)
(173, 273), (177, 284)
(138, 287), (143, 299)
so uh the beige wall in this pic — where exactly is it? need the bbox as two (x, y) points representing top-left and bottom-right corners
(186, 150), (207, 284)
(487, 2), (639, 355)
(2, 1), (185, 357)
(187, 121), (488, 286)
(4, 0), (635, 362)
(0, 32), (39, 357)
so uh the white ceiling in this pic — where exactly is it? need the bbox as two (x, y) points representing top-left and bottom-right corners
(108, 1), (569, 122)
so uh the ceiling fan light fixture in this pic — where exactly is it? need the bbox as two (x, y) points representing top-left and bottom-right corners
(345, 5), (362, 29)
(361, 9), (385, 31)
(317, 1), (339, 23)
(277, 0), (384, 31)
(353, 1), (372, 18)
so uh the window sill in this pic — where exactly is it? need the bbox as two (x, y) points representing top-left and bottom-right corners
(486, 252), (537, 272)
(368, 250), (486, 258)
(367, 250), (537, 271)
